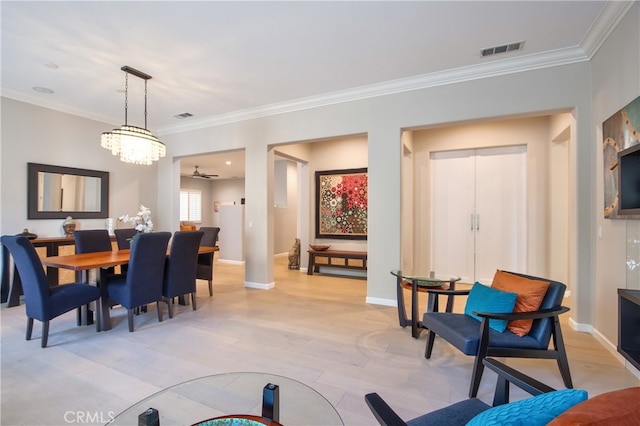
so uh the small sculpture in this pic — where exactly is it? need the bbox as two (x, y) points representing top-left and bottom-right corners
(62, 216), (76, 237)
(288, 238), (301, 270)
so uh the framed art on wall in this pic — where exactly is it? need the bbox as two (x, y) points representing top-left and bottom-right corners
(315, 168), (368, 240)
(602, 95), (640, 219)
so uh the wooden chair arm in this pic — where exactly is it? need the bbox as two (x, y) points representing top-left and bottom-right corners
(364, 393), (407, 426)
(483, 358), (556, 405)
(423, 288), (471, 296)
(472, 306), (570, 321)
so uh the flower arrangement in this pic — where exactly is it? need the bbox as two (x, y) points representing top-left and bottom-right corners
(118, 205), (154, 233)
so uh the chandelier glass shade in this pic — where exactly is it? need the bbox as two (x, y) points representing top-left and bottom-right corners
(101, 125), (166, 165)
(101, 66), (166, 166)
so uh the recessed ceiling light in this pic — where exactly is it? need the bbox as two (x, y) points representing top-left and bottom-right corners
(33, 87), (54, 94)
(44, 63), (58, 69)
(226, 161), (232, 165)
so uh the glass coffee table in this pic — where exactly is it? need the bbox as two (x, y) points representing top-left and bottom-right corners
(108, 372), (343, 426)
(391, 270), (461, 338)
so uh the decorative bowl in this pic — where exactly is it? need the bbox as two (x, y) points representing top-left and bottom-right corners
(193, 414), (281, 426)
(309, 244), (331, 251)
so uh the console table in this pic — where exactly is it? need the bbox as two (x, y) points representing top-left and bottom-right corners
(307, 249), (367, 276)
(618, 288), (640, 371)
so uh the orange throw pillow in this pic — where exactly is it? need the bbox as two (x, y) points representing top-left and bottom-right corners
(491, 270), (550, 336)
(548, 387), (640, 425)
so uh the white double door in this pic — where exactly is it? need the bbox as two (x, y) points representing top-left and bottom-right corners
(430, 145), (527, 284)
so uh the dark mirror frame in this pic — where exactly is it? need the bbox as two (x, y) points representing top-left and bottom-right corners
(27, 163), (110, 219)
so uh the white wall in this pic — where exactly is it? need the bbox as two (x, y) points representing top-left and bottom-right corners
(273, 160), (298, 254)
(209, 179), (245, 227)
(591, 3), (640, 351)
(159, 60), (595, 311)
(0, 98), (158, 238)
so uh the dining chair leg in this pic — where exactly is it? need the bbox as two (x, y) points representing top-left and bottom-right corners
(167, 298), (173, 319)
(208, 280), (213, 296)
(127, 309), (135, 332)
(26, 317), (34, 341)
(191, 292), (197, 311)
(41, 321), (50, 348)
(156, 301), (163, 323)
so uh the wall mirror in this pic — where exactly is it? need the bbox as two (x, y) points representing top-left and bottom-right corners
(27, 163), (109, 219)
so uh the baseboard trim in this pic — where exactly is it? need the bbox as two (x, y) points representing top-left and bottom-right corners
(245, 281), (275, 290)
(366, 297), (396, 307)
(218, 259), (245, 265)
(569, 317), (640, 379)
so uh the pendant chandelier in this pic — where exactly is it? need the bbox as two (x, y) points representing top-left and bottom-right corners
(101, 66), (166, 165)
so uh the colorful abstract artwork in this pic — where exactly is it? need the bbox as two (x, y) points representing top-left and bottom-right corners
(315, 168), (368, 239)
(602, 95), (640, 219)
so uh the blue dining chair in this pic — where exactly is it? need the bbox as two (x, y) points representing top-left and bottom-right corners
(114, 228), (138, 250)
(0, 235), (101, 348)
(163, 231), (204, 318)
(197, 227), (220, 296)
(113, 228), (138, 275)
(101, 232), (171, 332)
(73, 229), (118, 277)
(73, 229), (113, 254)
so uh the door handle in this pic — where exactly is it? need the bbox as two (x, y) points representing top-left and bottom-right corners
(476, 214), (480, 231)
(470, 213), (475, 231)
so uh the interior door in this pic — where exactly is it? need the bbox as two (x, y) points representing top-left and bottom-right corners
(474, 146), (527, 283)
(430, 146), (527, 284)
(430, 149), (476, 283)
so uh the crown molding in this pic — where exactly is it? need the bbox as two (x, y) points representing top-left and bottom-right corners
(1, 88), (121, 126)
(581, 1), (636, 59)
(158, 46), (590, 135)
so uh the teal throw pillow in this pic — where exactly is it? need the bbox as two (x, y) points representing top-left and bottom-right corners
(466, 389), (588, 426)
(464, 282), (517, 332)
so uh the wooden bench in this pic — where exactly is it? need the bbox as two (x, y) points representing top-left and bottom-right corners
(307, 249), (367, 276)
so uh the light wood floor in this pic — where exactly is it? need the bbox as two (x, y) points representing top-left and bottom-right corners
(1, 256), (638, 425)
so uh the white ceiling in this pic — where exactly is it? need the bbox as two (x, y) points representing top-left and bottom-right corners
(1, 1), (622, 178)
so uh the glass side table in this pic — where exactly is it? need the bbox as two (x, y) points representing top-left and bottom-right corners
(390, 270), (461, 338)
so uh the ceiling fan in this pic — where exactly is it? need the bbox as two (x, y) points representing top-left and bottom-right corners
(189, 166), (218, 179)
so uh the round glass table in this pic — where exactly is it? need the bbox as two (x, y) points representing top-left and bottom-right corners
(390, 270), (461, 338)
(108, 372), (343, 426)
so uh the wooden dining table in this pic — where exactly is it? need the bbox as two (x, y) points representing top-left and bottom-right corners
(41, 246), (219, 331)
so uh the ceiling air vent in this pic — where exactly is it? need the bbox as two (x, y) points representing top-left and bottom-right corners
(481, 41), (524, 57)
(174, 112), (193, 119)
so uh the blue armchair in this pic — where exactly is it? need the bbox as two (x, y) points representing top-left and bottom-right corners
(1, 235), (101, 348)
(422, 271), (573, 398)
(365, 358), (586, 426)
